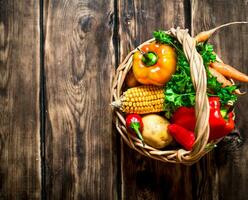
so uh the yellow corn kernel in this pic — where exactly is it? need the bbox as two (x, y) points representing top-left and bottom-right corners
(117, 85), (165, 114)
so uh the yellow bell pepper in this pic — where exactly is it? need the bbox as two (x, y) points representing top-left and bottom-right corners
(133, 42), (176, 86)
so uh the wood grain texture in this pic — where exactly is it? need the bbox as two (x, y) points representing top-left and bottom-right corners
(0, 0), (247, 199)
(118, 1), (194, 199)
(0, 0), (41, 199)
(192, 0), (248, 199)
(44, 0), (118, 199)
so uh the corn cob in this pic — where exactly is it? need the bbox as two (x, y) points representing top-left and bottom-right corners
(112, 85), (165, 114)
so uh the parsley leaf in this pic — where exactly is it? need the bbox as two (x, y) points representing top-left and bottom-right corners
(196, 43), (216, 65)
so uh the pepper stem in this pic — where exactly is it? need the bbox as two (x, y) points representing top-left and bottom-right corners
(137, 47), (145, 55)
(130, 122), (145, 146)
(137, 48), (158, 66)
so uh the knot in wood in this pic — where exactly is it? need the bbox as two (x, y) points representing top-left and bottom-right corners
(78, 15), (96, 33)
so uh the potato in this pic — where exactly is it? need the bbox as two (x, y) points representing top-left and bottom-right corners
(142, 114), (172, 149)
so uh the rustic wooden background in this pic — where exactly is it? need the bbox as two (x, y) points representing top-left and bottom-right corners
(0, 0), (248, 199)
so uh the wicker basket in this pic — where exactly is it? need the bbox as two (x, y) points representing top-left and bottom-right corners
(111, 23), (246, 165)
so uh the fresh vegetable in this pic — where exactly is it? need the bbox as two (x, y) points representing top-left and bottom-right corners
(208, 67), (233, 87)
(194, 21), (248, 43)
(168, 124), (195, 150)
(196, 42), (217, 66)
(132, 42), (177, 86)
(210, 62), (248, 83)
(208, 97), (235, 140)
(208, 67), (244, 95)
(153, 30), (238, 117)
(195, 30), (215, 43)
(112, 85), (164, 114)
(207, 74), (238, 105)
(142, 114), (172, 149)
(171, 107), (196, 132)
(171, 97), (235, 141)
(208, 67), (242, 95)
(126, 114), (144, 145)
(126, 70), (140, 88)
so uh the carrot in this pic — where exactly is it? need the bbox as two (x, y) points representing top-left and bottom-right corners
(195, 30), (215, 43)
(195, 21), (248, 43)
(209, 67), (243, 95)
(210, 62), (248, 83)
(208, 67), (232, 87)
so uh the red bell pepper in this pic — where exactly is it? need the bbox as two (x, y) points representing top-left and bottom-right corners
(171, 107), (196, 132)
(172, 97), (235, 141)
(208, 97), (235, 140)
(168, 124), (195, 150)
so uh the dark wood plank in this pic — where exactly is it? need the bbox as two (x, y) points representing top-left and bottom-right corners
(118, 1), (194, 199)
(44, 0), (118, 199)
(192, 0), (248, 199)
(0, 1), (41, 199)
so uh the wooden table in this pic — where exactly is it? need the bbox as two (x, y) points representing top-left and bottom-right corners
(0, 0), (248, 199)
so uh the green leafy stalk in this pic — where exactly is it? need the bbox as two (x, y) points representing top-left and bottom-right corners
(130, 122), (144, 146)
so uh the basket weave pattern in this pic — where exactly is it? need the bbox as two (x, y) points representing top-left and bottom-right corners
(111, 27), (226, 164)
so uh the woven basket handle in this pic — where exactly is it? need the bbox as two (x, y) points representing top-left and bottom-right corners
(169, 28), (210, 162)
